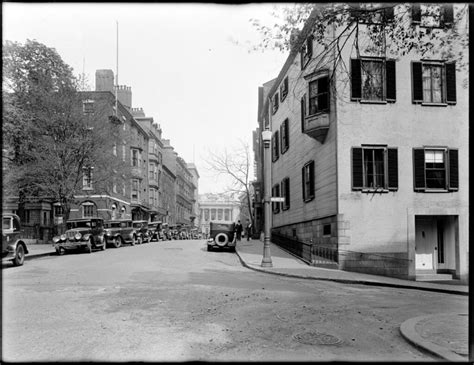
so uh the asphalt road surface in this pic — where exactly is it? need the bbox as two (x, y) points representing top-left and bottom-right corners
(2, 239), (467, 361)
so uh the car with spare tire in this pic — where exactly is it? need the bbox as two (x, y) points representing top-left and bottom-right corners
(53, 217), (106, 254)
(207, 221), (236, 252)
(2, 213), (28, 266)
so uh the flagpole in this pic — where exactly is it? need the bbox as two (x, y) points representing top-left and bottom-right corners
(115, 20), (119, 116)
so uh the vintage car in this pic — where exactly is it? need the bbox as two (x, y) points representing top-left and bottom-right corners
(132, 220), (150, 243)
(148, 221), (164, 242)
(2, 213), (28, 266)
(53, 217), (106, 254)
(207, 221), (236, 252)
(104, 219), (138, 247)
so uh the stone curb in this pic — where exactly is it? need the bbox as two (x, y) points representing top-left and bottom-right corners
(234, 249), (468, 296)
(399, 315), (468, 362)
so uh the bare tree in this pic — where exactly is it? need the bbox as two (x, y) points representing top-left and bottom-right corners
(204, 139), (254, 223)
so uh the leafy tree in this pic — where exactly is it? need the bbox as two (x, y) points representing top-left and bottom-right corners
(249, 3), (468, 77)
(204, 139), (255, 224)
(3, 39), (127, 221)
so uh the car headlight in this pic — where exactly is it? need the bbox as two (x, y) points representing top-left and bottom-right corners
(53, 236), (60, 243)
(75, 233), (82, 240)
(60, 234), (66, 240)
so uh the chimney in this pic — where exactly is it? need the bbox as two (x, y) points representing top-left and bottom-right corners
(95, 69), (114, 92)
(117, 85), (132, 110)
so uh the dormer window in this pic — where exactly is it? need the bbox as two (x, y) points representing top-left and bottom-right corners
(412, 4), (454, 28)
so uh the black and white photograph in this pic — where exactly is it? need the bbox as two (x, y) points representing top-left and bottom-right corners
(2, 2), (469, 362)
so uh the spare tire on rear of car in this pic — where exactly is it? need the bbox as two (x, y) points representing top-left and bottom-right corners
(215, 232), (229, 246)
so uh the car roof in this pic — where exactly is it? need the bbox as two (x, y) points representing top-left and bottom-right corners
(67, 217), (103, 222)
(107, 219), (132, 222)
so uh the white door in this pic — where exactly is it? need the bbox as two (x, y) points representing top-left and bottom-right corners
(415, 217), (436, 271)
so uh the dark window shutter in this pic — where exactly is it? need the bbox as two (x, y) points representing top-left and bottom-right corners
(386, 59), (396, 102)
(301, 95), (306, 133)
(285, 119), (289, 151)
(309, 161), (315, 197)
(411, 62), (423, 103)
(275, 130), (279, 160)
(448, 149), (459, 190)
(412, 4), (421, 23)
(280, 123), (284, 154)
(387, 148), (398, 190)
(302, 166), (306, 201)
(351, 59), (362, 100)
(307, 36), (313, 58)
(442, 4), (454, 25)
(445, 62), (457, 104)
(413, 148), (426, 190)
(286, 178), (290, 209)
(352, 147), (363, 190)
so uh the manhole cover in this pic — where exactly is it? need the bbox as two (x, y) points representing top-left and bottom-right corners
(293, 331), (343, 346)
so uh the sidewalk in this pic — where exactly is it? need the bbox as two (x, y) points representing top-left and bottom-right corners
(235, 239), (469, 362)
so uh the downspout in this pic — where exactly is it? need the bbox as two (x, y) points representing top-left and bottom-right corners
(332, 22), (340, 265)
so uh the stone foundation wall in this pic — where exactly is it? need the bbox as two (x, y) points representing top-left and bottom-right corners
(339, 251), (411, 279)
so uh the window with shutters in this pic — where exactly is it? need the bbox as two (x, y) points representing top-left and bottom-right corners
(413, 147), (458, 192)
(411, 61), (456, 105)
(281, 177), (290, 210)
(349, 3), (395, 24)
(300, 94), (306, 133)
(272, 184), (280, 214)
(131, 179), (140, 201)
(412, 4), (454, 28)
(302, 160), (315, 202)
(300, 35), (313, 69)
(351, 146), (398, 192)
(280, 119), (289, 154)
(308, 76), (329, 115)
(272, 130), (279, 162)
(351, 58), (396, 103)
(272, 92), (279, 114)
(280, 77), (289, 102)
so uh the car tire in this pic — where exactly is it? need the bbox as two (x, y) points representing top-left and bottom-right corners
(58, 247), (66, 256)
(114, 237), (122, 248)
(137, 236), (143, 245)
(215, 233), (229, 247)
(101, 238), (106, 251)
(12, 244), (25, 266)
(85, 239), (92, 253)
(131, 235), (137, 246)
(207, 245), (212, 252)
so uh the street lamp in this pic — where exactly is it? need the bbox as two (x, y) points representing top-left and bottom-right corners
(261, 129), (273, 267)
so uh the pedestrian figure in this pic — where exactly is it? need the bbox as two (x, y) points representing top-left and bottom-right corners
(235, 220), (243, 241)
(245, 219), (252, 241)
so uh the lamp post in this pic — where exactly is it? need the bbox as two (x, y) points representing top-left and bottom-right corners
(261, 129), (273, 267)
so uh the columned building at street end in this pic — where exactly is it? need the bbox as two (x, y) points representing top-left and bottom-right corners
(198, 193), (241, 238)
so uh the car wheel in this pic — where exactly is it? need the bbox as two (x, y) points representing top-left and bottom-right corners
(207, 245), (212, 252)
(85, 239), (92, 253)
(101, 238), (106, 251)
(131, 235), (137, 246)
(58, 247), (66, 256)
(137, 236), (143, 245)
(114, 237), (122, 248)
(215, 233), (229, 247)
(13, 244), (25, 266)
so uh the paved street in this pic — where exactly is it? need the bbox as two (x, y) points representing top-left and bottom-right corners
(2, 239), (468, 362)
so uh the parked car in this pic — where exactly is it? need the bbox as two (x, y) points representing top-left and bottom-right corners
(104, 219), (138, 247)
(148, 221), (164, 241)
(2, 213), (28, 266)
(132, 220), (150, 243)
(207, 221), (236, 252)
(53, 217), (106, 254)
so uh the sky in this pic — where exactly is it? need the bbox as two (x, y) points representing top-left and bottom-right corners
(3, 2), (288, 195)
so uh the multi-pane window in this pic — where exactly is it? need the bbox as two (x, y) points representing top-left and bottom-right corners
(272, 130), (279, 162)
(351, 146), (398, 191)
(280, 119), (289, 154)
(272, 184), (280, 214)
(272, 92), (279, 114)
(302, 161), (315, 202)
(131, 149), (140, 167)
(82, 203), (95, 218)
(308, 76), (329, 115)
(412, 61), (456, 104)
(131, 179), (140, 201)
(82, 100), (94, 114)
(412, 4), (454, 28)
(280, 77), (289, 102)
(281, 177), (290, 210)
(413, 148), (458, 191)
(53, 205), (63, 217)
(82, 167), (93, 189)
(351, 58), (396, 102)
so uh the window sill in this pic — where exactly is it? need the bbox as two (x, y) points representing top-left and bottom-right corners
(303, 196), (315, 203)
(415, 189), (453, 193)
(361, 188), (390, 193)
(421, 102), (448, 107)
(359, 100), (387, 105)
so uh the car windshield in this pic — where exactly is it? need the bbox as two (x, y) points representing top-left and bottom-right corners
(106, 222), (121, 228)
(67, 221), (91, 229)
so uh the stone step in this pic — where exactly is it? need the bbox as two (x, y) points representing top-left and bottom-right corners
(415, 273), (453, 281)
(312, 260), (339, 269)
